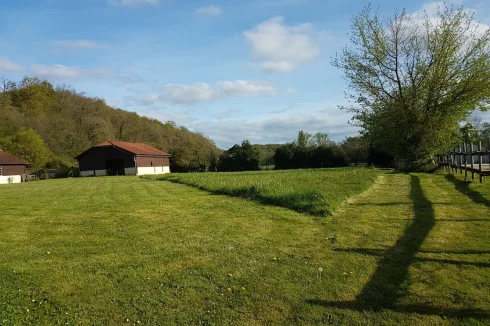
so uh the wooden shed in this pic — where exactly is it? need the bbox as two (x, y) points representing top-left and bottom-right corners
(0, 151), (28, 184)
(75, 141), (171, 177)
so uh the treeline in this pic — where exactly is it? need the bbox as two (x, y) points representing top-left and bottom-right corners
(213, 131), (373, 172)
(0, 76), (219, 174)
(273, 131), (371, 169)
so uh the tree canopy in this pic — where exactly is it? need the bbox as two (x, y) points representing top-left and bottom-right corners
(218, 140), (260, 172)
(333, 4), (490, 169)
(0, 128), (52, 170)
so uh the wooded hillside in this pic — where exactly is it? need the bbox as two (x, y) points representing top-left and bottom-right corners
(0, 76), (219, 173)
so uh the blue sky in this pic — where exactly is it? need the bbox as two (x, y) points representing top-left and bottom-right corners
(1, 0), (490, 148)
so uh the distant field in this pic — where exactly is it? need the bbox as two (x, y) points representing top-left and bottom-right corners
(149, 168), (380, 216)
(1, 170), (490, 325)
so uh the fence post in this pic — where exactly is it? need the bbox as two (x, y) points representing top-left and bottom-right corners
(460, 144), (464, 174)
(451, 150), (455, 173)
(458, 144), (462, 174)
(470, 142), (475, 180)
(464, 143), (468, 181)
(456, 145), (460, 173)
(479, 141), (483, 183)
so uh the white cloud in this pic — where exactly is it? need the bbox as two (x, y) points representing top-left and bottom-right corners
(30, 64), (112, 80)
(287, 88), (298, 94)
(108, 0), (158, 7)
(219, 80), (277, 97)
(244, 16), (320, 73)
(126, 94), (162, 106)
(195, 5), (223, 16)
(126, 80), (278, 106)
(164, 82), (217, 104)
(162, 80), (278, 105)
(0, 57), (23, 73)
(51, 40), (101, 49)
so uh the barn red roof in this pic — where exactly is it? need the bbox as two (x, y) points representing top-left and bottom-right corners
(94, 141), (170, 156)
(0, 152), (28, 165)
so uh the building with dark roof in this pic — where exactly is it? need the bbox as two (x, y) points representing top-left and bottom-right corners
(75, 141), (171, 177)
(0, 151), (28, 184)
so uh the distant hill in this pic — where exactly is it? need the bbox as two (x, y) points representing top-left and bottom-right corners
(0, 76), (219, 172)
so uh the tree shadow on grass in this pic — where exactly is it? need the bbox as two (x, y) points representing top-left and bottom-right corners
(307, 175), (490, 319)
(445, 174), (490, 208)
(333, 248), (490, 268)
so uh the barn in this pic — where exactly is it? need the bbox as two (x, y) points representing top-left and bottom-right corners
(75, 141), (171, 177)
(0, 151), (28, 184)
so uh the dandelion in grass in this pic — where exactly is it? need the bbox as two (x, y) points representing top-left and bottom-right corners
(227, 287), (232, 292)
(228, 273), (233, 277)
(241, 287), (246, 291)
(273, 257), (277, 261)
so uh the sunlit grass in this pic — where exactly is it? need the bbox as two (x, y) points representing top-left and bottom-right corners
(0, 170), (489, 324)
(148, 167), (380, 216)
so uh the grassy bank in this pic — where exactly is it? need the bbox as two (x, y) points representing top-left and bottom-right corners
(148, 167), (380, 216)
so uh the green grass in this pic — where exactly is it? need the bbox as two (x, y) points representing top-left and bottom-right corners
(0, 169), (489, 325)
(147, 167), (380, 216)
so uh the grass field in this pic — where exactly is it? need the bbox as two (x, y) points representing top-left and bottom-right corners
(148, 167), (380, 216)
(1, 169), (490, 325)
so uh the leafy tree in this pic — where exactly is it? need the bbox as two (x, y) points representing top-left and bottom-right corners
(480, 122), (490, 143)
(0, 76), (16, 108)
(333, 5), (490, 169)
(208, 151), (220, 172)
(313, 132), (332, 147)
(218, 140), (260, 172)
(273, 143), (297, 169)
(252, 144), (281, 168)
(296, 130), (312, 148)
(312, 145), (348, 168)
(10, 77), (57, 117)
(460, 123), (480, 143)
(0, 128), (52, 171)
(342, 136), (369, 165)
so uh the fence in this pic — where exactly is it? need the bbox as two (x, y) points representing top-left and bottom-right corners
(437, 141), (490, 183)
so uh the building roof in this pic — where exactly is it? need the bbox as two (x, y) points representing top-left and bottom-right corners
(76, 141), (170, 159)
(0, 151), (28, 165)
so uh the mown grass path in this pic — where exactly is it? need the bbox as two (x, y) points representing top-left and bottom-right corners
(0, 171), (489, 325)
(318, 172), (490, 325)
